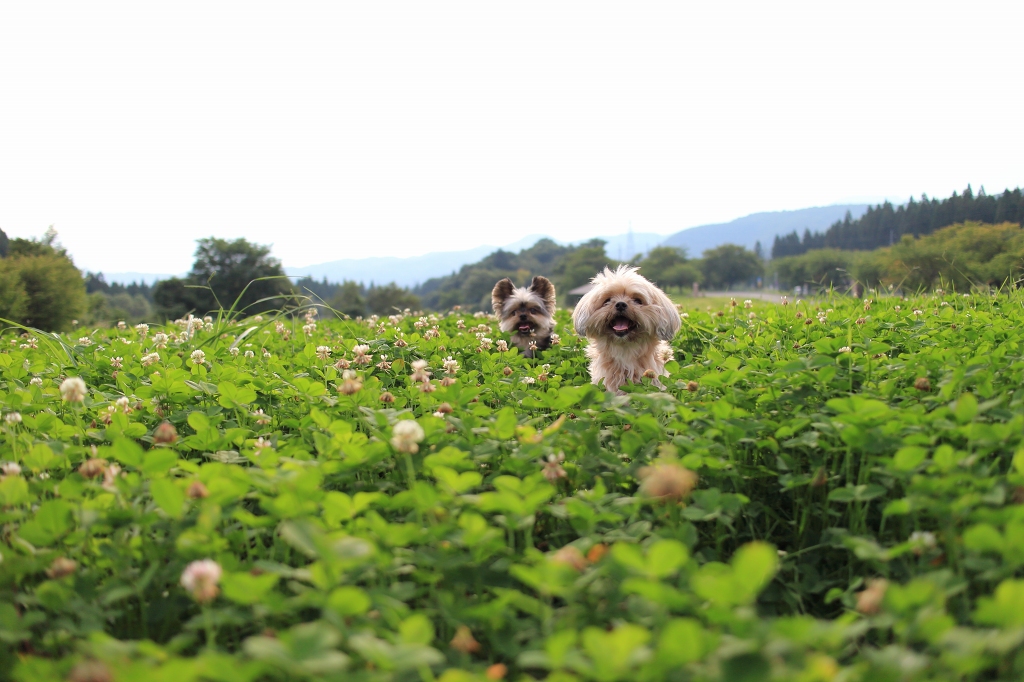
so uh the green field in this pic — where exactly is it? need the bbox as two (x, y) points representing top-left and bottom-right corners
(1, 292), (1023, 681)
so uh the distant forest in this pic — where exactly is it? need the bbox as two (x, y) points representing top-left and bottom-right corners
(771, 186), (1024, 258)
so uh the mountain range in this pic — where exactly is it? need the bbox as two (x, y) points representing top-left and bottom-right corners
(101, 204), (871, 287)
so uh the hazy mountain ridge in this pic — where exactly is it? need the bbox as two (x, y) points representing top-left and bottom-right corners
(661, 204), (870, 256)
(101, 204), (870, 287)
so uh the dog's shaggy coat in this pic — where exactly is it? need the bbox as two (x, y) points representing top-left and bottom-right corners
(571, 265), (680, 393)
(491, 276), (557, 358)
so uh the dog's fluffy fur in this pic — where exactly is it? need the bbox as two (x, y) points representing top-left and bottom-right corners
(572, 265), (681, 393)
(492, 276), (556, 358)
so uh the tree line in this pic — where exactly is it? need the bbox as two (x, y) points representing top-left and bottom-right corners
(771, 186), (1024, 258)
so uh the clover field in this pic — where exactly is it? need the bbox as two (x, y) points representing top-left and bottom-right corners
(2, 292), (1024, 682)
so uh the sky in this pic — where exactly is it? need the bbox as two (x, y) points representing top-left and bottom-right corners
(1, 0), (1022, 276)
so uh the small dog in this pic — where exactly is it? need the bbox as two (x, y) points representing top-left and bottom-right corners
(572, 265), (680, 393)
(492, 276), (557, 358)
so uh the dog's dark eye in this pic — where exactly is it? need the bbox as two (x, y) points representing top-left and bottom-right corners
(529, 308), (540, 314)
(603, 298), (611, 306)
(634, 298), (643, 305)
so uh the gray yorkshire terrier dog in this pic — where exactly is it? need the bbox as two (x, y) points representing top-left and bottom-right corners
(571, 265), (681, 393)
(491, 276), (557, 358)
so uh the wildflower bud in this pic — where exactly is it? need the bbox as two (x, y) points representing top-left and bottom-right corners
(642, 369), (657, 379)
(419, 381), (436, 393)
(686, 381), (699, 392)
(46, 557), (78, 579)
(68, 660), (113, 682)
(811, 466), (827, 487)
(436, 402), (453, 414)
(391, 420), (425, 454)
(187, 481), (209, 499)
(379, 391), (395, 403)
(502, 366), (513, 377)
(804, 318), (814, 325)
(587, 544), (609, 563)
(450, 625), (481, 654)
(79, 458), (107, 479)
(855, 317), (866, 325)
(856, 578), (888, 615)
(439, 376), (457, 387)
(638, 462), (698, 502)
(153, 421), (178, 445)
(180, 559), (222, 604)
(913, 377), (931, 391)
(551, 546), (588, 572)
(1, 462), (22, 477)
(486, 663), (508, 680)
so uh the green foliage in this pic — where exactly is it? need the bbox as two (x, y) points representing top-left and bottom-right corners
(699, 243), (763, 289)
(153, 238), (294, 321)
(416, 238), (616, 310)
(637, 246), (701, 291)
(0, 227), (8, 258)
(773, 185), (1024, 257)
(5, 254), (86, 331)
(0, 261), (28, 322)
(769, 248), (855, 291)
(3, 290), (1024, 680)
(366, 283), (421, 316)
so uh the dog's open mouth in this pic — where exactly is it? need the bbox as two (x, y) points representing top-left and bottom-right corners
(609, 316), (637, 337)
(517, 323), (534, 334)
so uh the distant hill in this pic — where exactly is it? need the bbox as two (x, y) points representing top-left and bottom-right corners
(661, 205), (870, 257)
(283, 235), (548, 289)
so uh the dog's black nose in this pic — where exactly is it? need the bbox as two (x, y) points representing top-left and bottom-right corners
(519, 314), (528, 320)
(615, 301), (627, 312)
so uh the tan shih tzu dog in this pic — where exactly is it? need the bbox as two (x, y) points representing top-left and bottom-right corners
(492, 276), (557, 358)
(572, 265), (680, 393)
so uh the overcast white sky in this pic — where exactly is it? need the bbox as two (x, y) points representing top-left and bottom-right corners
(1, 0), (1021, 275)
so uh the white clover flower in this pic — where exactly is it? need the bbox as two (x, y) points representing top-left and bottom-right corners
(894, 305), (901, 312)
(229, 347), (240, 356)
(245, 350), (255, 358)
(302, 323), (316, 336)
(252, 315), (263, 322)
(180, 559), (222, 603)
(115, 396), (132, 413)
(550, 333), (561, 345)
(141, 352), (160, 367)
(30, 377), (43, 386)
(913, 309), (923, 316)
(391, 420), (425, 454)
(2, 461), (22, 476)
(254, 436), (272, 449)
(838, 346), (851, 353)
(4, 412), (22, 425)
(190, 350), (206, 364)
(262, 349), (272, 359)
(316, 345), (331, 360)
(153, 332), (169, 349)
(681, 312), (689, 319)
(116, 320), (126, 330)
(744, 300), (753, 309)
(496, 339), (509, 352)
(443, 356), (459, 375)
(135, 323), (149, 338)
(111, 357), (124, 369)
(60, 377), (87, 402)
(748, 312), (756, 320)
(521, 377), (536, 385)
(78, 337), (93, 346)
(252, 409), (271, 425)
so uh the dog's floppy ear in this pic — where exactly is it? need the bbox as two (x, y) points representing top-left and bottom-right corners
(491, 278), (515, 314)
(529, 276), (557, 313)
(653, 290), (682, 341)
(572, 290), (594, 337)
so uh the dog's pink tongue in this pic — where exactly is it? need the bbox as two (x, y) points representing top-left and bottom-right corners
(519, 324), (531, 332)
(613, 320), (630, 332)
